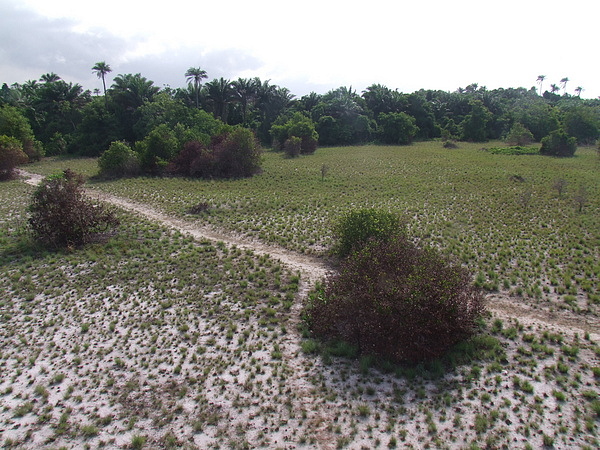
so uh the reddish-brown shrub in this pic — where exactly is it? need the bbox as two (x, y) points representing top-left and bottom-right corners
(306, 234), (485, 363)
(283, 136), (301, 158)
(212, 127), (261, 178)
(0, 135), (28, 180)
(28, 169), (120, 248)
(167, 140), (215, 178)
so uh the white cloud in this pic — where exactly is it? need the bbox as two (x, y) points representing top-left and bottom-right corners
(3, 0), (599, 98)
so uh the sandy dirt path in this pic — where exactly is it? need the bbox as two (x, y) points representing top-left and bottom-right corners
(19, 170), (599, 342)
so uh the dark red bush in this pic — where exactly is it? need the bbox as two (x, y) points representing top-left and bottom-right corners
(167, 140), (215, 178)
(306, 234), (485, 363)
(29, 169), (120, 248)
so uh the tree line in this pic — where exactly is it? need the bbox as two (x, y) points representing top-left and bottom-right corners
(1, 64), (599, 177)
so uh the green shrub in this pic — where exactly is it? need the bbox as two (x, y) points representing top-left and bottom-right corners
(306, 233), (485, 363)
(540, 129), (577, 157)
(505, 122), (534, 146)
(270, 112), (319, 154)
(377, 112), (419, 145)
(98, 141), (140, 178)
(0, 135), (28, 180)
(0, 105), (44, 161)
(167, 128), (262, 179)
(137, 124), (180, 174)
(29, 169), (120, 248)
(334, 208), (404, 257)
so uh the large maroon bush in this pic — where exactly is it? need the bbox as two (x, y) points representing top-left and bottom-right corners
(306, 234), (485, 363)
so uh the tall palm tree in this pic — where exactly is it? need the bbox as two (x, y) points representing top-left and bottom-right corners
(560, 77), (569, 95)
(574, 86), (583, 97)
(185, 67), (208, 108)
(232, 78), (258, 125)
(550, 84), (560, 94)
(536, 75), (546, 96)
(92, 61), (112, 104)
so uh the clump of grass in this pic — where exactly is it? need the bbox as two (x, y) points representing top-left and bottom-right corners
(357, 404), (371, 417)
(131, 434), (147, 449)
(80, 424), (99, 437)
(13, 402), (34, 418)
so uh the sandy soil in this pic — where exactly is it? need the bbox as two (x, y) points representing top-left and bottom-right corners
(2, 170), (597, 449)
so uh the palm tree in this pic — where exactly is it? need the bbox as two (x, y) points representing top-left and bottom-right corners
(536, 75), (546, 96)
(574, 86), (583, 97)
(185, 67), (208, 109)
(204, 78), (234, 122)
(40, 73), (61, 83)
(560, 77), (569, 95)
(92, 61), (112, 103)
(232, 78), (258, 124)
(550, 84), (560, 94)
(111, 73), (159, 110)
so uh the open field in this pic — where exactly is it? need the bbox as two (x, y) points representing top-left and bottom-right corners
(1, 143), (599, 449)
(28, 142), (600, 318)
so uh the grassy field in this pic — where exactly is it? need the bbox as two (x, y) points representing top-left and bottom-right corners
(28, 142), (600, 316)
(1, 142), (598, 449)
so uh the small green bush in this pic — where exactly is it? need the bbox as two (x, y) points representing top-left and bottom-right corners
(306, 233), (485, 363)
(378, 112), (419, 145)
(167, 128), (262, 179)
(0, 105), (44, 161)
(334, 208), (404, 257)
(29, 169), (120, 248)
(98, 141), (140, 178)
(505, 122), (534, 146)
(137, 124), (180, 174)
(540, 129), (577, 157)
(270, 112), (319, 154)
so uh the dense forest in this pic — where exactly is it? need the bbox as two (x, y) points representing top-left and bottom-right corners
(1, 64), (599, 177)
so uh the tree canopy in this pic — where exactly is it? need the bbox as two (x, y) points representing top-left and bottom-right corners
(1, 66), (598, 176)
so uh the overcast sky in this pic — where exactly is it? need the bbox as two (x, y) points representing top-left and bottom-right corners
(1, 0), (598, 99)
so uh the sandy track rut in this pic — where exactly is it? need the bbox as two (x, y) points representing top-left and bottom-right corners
(19, 170), (599, 341)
